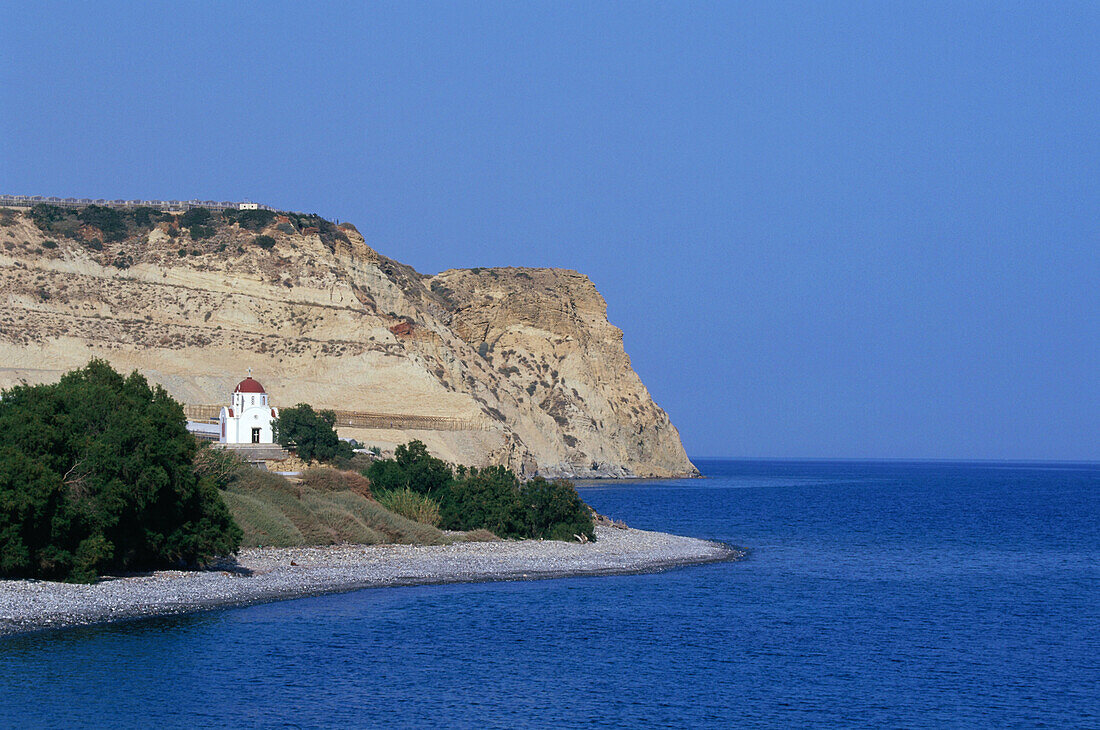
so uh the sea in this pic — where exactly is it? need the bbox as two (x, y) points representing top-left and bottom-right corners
(1, 459), (1098, 728)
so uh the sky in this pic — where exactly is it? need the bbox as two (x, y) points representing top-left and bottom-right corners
(2, 1), (1097, 460)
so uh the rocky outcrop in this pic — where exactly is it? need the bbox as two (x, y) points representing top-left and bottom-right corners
(0, 207), (696, 478)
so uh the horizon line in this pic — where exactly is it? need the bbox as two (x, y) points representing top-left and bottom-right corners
(688, 456), (1100, 465)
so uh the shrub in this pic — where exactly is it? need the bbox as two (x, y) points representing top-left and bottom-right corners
(86, 239), (103, 251)
(438, 465), (525, 537)
(459, 529), (499, 542)
(42, 239), (57, 249)
(237, 209), (275, 231)
(332, 451), (375, 473)
(189, 225), (215, 240)
(273, 403), (352, 463)
(365, 440), (453, 495)
(178, 248), (187, 257)
(130, 207), (162, 228)
(0, 360), (241, 582)
(77, 205), (127, 242)
(180, 207), (212, 228)
(376, 487), (441, 526)
(368, 442), (597, 543)
(193, 443), (245, 488)
(254, 234), (276, 249)
(518, 477), (594, 541)
(29, 204), (68, 230)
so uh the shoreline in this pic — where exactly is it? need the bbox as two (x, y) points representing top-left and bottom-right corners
(0, 526), (740, 638)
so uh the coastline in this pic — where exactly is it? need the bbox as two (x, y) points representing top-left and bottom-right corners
(0, 526), (740, 637)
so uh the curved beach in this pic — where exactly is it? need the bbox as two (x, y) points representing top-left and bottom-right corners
(0, 526), (738, 636)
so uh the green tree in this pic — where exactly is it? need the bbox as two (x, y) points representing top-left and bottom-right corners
(438, 465), (525, 537)
(179, 207), (212, 228)
(0, 360), (241, 582)
(77, 205), (128, 242)
(237, 209), (275, 231)
(519, 477), (594, 541)
(366, 441), (597, 542)
(130, 206), (162, 228)
(273, 403), (351, 463)
(366, 440), (453, 495)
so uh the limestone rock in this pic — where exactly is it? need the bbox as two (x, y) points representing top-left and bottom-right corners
(0, 208), (697, 478)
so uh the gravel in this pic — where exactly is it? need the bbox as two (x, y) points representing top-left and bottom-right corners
(0, 527), (739, 636)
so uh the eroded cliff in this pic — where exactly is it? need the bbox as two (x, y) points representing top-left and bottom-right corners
(0, 205), (697, 478)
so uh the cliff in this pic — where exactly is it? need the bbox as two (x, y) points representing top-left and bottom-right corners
(0, 205), (697, 478)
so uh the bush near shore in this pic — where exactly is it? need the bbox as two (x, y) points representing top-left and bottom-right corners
(0, 361), (240, 582)
(367, 441), (596, 542)
(0, 360), (593, 582)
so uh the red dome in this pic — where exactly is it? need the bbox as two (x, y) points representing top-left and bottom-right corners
(234, 377), (266, 394)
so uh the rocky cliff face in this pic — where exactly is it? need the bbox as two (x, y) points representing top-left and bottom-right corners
(0, 206), (697, 478)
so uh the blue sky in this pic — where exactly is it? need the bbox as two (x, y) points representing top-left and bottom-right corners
(2, 2), (1097, 459)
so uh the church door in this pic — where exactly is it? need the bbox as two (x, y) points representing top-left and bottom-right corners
(251, 428), (261, 443)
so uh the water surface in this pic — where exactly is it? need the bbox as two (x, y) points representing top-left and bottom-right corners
(2, 460), (1097, 727)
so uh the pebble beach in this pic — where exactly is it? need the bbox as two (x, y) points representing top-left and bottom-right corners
(0, 526), (738, 637)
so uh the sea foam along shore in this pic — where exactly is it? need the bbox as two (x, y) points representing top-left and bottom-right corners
(0, 526), (739, 637)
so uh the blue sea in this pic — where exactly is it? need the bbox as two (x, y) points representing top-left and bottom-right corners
(2, 459), (1098, 728)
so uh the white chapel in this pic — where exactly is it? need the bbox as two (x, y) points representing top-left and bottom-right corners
(219, 372), (279, 444)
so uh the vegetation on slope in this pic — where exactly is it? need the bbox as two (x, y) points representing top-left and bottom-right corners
(367, 441), (596, 542)
(0, 361), (240, 582)
(375, 487), (442, 527)
(25, 203), (349, 252)
(0, 362), (593, 583)
(196, 447), (449, 548)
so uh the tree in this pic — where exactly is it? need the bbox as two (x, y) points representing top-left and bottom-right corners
(365, 441), (597, 542)
(438, 465), (524, 537)
(366, 440), (453, 495)
(237, 209), (275, 231)
(273, 403), (351, 463)
(519, 477), (594, 541)
(0, 360), (241, 582)
(130, 206), (162, 228)
(179, 207), (212, 228)
(77, 205), (128, 241)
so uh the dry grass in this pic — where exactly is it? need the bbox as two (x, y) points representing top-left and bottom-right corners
(375, 488), (442, 527)
(222, 467), (449, 548)
(457, 529), (500, 542)
(299, 467), (372, 498)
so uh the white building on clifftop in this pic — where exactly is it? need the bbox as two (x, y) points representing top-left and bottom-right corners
(219, 373), (278, 444)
